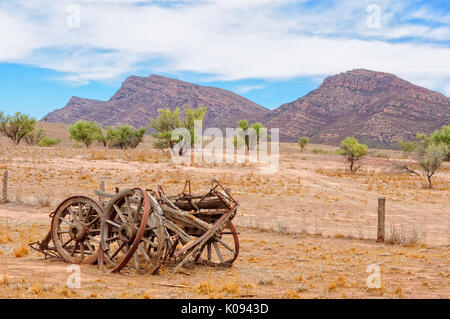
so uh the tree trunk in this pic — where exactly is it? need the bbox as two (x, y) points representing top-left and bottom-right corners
(427, 174), (432, 188)
(350, 160), (354, 173)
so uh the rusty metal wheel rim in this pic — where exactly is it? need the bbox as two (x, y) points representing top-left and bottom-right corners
(51, 196), (104, 264)
(100, 188), (167, 273)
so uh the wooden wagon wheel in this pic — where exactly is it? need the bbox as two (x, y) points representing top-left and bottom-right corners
(195, 220), (239, 267)
(100, 188), (165, 273)
(51, 196), (104, 264)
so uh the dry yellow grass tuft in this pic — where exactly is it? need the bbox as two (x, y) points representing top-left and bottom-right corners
(28, 284), (44, 296)
(393, 286), (403, 298)
(13, 245), (29, 258)
(284, 290), (301, 299)
(221, 282), (239, 294)
(194, 281), (215, 294)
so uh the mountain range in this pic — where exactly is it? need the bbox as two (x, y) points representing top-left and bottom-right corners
(43, 69), (450, 148)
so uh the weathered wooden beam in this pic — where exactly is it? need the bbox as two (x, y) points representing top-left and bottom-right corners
(377, 198), (385, 243)
(1, 170), (8, 203)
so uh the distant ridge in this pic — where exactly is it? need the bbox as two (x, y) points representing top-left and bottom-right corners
(44, 74), (270, 131)
(43, 70), (450, 148)
(265, 69), (450, 147)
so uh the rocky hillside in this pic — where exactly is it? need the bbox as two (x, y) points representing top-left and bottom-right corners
(44, 75), (269, 130)
(44, 70), (449, 148)
(265, 69), (450, 147)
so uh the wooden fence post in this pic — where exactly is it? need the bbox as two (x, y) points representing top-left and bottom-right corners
(2, 170), (8, 203)
(377, 198), (385, 242)
(99, 180), (105, 205)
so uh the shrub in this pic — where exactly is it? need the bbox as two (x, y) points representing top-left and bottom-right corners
(104, 125), (146, 149)
(149, 106), (206, 154)
(68, 120), (102, 148)
(0, 112), (36, 145)
(297, 136), (309, 152)
(39, 137), (61, 147)
(385, 224), (426, 246)
(312, 148), (329, 154)
(337, 137), (368, 173)
(430, 125), (450, 160)
(415, 142), (448, 188)
(397, 139), (417, 158)
(24, 128), (46, 146)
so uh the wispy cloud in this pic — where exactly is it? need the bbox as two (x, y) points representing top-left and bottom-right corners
(234, 85), (265, 94)
(0, 0), (449, 94)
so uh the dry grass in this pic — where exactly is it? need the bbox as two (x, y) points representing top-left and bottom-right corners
(13, 245), (29, 258)
(385, 224), (426, 246)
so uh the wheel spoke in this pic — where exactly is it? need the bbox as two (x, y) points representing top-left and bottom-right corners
(110, 242), (126, 260)
(113, 204), (127, 223)
(68, 208), (77, 221)
(139, 244), (152, 262)
(106, 235), (119, 242)
(124, 196), (133, 220)
(87, 215), (100, 227)
(213, 241), (225, 264)
(80, 242), (85, 259)
(78, 203), (83, 220)
(59, 217), (72, 226)
(134, 196), (143, 222)
(71, 241), (79, 257)
(86, 240), (95, 254)
(106, 219), (121, 228)
(215, 237), (235, 253)
(62, 238), (73, 248)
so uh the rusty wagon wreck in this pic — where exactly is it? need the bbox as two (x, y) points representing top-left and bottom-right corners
(30, 179), (240, 274)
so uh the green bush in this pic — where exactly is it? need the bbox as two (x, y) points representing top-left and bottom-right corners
(68, 120), (102, 148)
(39, 137), (61, 147)
(0, 111), (36, 145)
(337, 137), (368, 173)
(297, 136), (309, 152)
(312, 148), (329, 154)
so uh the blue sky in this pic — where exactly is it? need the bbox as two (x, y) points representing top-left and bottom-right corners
(0, 0), (449, 119)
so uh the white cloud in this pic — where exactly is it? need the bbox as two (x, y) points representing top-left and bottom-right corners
(234, 85), (265, 94)
(0, 0), (449, 95)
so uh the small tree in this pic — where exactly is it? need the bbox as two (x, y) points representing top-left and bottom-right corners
(68, 120), (102, 148)
(149, 106), (206, 153)
(416, 142), (448, 188)
(0, 111), (36, 145)
(181, 106), (207, 148)
(430, 125), (450, 160)
(250, 122), (265, 148)
(234, 120), (266, 150)
(397, 139), (417, 158)
(110, 125), (146, 150)
(24, 128), (46, 146)
(338, 137), (368, 173)
(237, 120), (250, 150)
(297, 136), (309, 152)
(149, 108), (181, 149)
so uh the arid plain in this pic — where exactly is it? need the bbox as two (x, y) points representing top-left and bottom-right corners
(0, 123), (448, 298)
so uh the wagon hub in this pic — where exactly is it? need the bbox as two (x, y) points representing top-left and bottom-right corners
(118, 223), (137, 243)
(69, 222), (87, 241)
